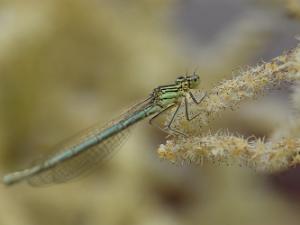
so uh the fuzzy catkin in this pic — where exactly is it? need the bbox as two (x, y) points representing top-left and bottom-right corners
(167, 45), (300, 136)
(159, 44), (300, 172)
(158, 134), (300, 172)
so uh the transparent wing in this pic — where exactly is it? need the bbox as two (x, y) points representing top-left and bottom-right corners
(28, 124), (129, 186)
(23, 96), (153, 186)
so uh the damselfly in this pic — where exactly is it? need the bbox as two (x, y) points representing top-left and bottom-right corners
(3, 74), (205, 186)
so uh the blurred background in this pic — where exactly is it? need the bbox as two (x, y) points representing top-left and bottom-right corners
(0, 0), (300, 225)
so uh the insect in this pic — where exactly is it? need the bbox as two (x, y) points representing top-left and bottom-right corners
(3, 74), (205, 186)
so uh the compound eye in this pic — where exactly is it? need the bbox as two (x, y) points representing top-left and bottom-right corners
(188, 75), (200, 88)
(193, 75), (200, 82)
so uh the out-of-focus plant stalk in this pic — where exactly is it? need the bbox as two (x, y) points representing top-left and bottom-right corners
(286, 0), (300, 20)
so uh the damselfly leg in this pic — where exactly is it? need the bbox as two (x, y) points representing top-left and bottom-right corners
(149, 102), (187, 136)
(149, 92), (207, 136)
(184, 91), (207, 121)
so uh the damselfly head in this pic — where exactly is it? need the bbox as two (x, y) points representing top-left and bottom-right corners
(187, 74), (200, 89)
(176, 74), (200, 89)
